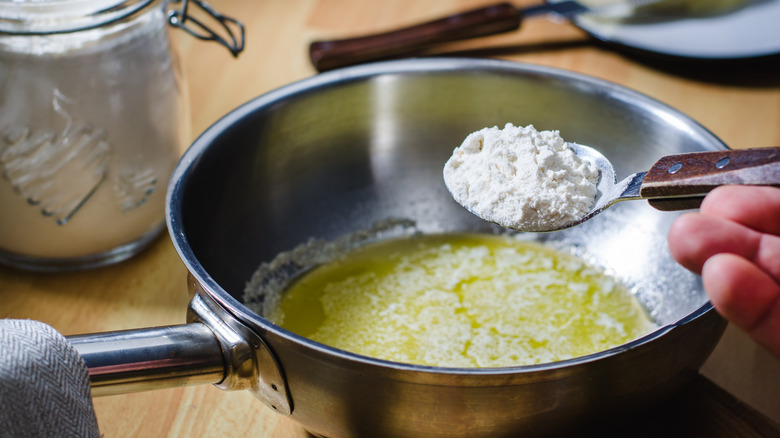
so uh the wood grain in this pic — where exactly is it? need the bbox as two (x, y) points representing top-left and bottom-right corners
(2, 0), (780, 436)
(642, 148), (780, 198)
(309, 2), (523, 71)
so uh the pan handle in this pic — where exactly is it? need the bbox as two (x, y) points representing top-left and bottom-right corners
(67, 323), (226, 397)
(66, 288), (293, 415)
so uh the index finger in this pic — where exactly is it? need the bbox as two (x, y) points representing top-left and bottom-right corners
(700, 185), (780, 235)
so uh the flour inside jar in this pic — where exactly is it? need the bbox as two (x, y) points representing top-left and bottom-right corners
(253, 232), (657, 368)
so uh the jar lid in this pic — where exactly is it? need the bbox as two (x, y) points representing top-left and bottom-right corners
(0, 0), (154, 35)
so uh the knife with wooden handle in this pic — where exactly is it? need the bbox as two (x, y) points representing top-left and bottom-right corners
(309, 0), (662, 71)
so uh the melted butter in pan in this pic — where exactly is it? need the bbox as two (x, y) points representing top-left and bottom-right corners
(268, 233), (657, 368)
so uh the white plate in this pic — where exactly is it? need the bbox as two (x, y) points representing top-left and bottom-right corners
(562, 0), (780, 60)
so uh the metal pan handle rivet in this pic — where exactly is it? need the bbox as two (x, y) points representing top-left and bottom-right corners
(667, 162), (683, 174)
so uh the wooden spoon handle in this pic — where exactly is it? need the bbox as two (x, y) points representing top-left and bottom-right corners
(309, 2), (521, 72)
(640, 147), (780, 205)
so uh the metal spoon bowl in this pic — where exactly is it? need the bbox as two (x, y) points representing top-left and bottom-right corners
(561, 142), (640, 232)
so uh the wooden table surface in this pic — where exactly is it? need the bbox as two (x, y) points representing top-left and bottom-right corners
(2, 1), (780, 436)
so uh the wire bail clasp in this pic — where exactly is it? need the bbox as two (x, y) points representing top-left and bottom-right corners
(168, 0), (245, 57)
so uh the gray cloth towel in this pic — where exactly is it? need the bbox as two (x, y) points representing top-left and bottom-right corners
(0, 319), (100, 437)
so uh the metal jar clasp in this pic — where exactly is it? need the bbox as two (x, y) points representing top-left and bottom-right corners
(168, 0), (245, 57)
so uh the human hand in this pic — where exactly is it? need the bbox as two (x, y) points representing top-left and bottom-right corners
(668, 185), (780, 358)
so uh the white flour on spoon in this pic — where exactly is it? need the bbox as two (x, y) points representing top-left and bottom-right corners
(443, 123), (599, 232)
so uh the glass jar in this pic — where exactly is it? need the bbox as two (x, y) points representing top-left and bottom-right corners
(0, 0), (241, 271)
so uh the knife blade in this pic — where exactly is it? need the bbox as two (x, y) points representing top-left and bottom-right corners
(309, 0), (664, 71)
(524, 0), (663, 19)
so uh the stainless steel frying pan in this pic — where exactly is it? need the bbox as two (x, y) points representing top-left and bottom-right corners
(68, 58), (727, 438)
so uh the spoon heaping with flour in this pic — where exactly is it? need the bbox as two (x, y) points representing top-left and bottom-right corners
(443, 124), (780, 233)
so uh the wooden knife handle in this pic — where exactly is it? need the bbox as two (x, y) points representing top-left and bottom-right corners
(309, 2), (521, 72)
(640, 147), (780, 208)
